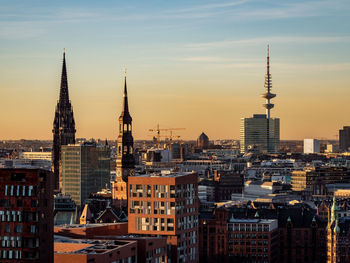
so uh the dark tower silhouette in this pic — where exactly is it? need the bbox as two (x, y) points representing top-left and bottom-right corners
(112, 74), (135, 201)
(52, 51), (76, 190)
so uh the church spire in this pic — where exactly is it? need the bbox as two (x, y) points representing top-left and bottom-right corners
(122, 75), (129, 113)
(52, 50), (76, 190)
(59, 50), (69, 104)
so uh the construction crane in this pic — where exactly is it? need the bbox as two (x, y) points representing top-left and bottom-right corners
(149, 124), (185, 148)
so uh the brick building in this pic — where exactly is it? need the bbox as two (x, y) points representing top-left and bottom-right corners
(55, 237), (137, 263)
(0, 168), (54, 262)
(128, 172), (199, 263)
(199, 202), (327, 263)
(327, 197), (350, 263)
(54, 223), (167, 263)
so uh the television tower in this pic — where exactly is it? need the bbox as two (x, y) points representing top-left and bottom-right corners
(262, 45), (276, 119)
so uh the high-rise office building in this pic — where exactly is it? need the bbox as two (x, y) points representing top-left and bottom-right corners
(112, 75), (135, 201)
(60, 142), (110, 207)
(0, 168), (54, 262)
(339, 126), (350, 152)
(128, 172), (199, 263)
(304, 139), (320, 154)
(52, 51), (76, 190)
(240, 46), (280, 154)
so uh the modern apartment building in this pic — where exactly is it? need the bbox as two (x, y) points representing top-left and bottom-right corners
(128, 172), (199, 263)
(0, 168), (54, 262)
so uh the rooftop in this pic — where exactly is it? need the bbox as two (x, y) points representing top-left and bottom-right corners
(133, 171), (195, 178)
(54, 235), (135, 255)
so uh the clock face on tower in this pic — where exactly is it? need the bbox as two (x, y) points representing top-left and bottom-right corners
(116, 170), (122, 177)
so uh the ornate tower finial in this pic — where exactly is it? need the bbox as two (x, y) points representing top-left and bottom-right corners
(262, 45), (276, 119)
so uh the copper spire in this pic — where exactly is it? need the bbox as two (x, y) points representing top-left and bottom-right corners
(262, 45), (276, 119)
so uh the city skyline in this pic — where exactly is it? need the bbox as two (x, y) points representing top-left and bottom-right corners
(1, 0), (350, 140)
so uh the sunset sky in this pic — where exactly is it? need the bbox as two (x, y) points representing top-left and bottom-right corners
(1, 0), (349, 140)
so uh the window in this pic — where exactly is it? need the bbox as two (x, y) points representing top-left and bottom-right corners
(16, 225), (23, 233)
(17, 200), (23, 207)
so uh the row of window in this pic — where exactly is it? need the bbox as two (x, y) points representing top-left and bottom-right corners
(229, 233), (269, 239)
(0, 211), (22, 222)
(0, 250), (22, 260)
(3, 185), (35, 197)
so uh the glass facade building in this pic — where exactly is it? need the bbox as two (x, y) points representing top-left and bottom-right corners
(240, 114), (280, 154)
(60, 142), (110, 207)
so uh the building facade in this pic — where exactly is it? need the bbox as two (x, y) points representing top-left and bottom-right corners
(128, 172), (199, 263)
(291, 167), (350, 200)
(304, 139), (320, 154)
(112, 76), (135, 202)
(339, 126), (350, 152)
(60, 142), (110, 207)
(52, 52), (76, 190)
(0, 168), (54, 262)
(240, 115), (280, 154)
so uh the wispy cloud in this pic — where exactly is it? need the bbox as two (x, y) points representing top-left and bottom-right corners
(178, 56), (350, 72)
(186, 36), (350, 49)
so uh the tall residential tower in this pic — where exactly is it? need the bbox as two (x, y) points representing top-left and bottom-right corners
(240, 46), (280, 154)
(52, 51), (76, 190)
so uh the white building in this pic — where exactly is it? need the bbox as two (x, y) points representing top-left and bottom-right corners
(303, 139), (320, 154)
(21, 151), (52, 161)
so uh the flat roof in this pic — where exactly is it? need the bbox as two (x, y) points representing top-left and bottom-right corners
(133, 172), (195, 178)
(54, 235), (136, 255)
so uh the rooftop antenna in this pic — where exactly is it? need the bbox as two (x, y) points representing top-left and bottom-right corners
(262, 44), (276, 119)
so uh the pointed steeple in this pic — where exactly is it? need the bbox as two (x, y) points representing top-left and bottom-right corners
(123, 75), (129, 113)
(119, 73), (132, 123)
(52, 50), (76, 190)
(59, 50), (69, 104)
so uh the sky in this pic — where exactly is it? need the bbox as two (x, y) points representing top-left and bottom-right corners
(0, 0), (349, 140)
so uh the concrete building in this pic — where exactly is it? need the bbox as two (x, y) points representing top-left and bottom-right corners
(339, 126), (350, 152)
(61, 142), (110, 207)
(54, 194), (77, 225)
(20, 151), (52, 161)
(240, 47), (280, 154)
(304, 139), (320, 154)
(0, 168), (54, 262)
(291, 167), (350, 200)
(128, 172), (199, 263)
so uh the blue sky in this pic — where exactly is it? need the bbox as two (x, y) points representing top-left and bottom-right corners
(1, 0), (350, 139)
